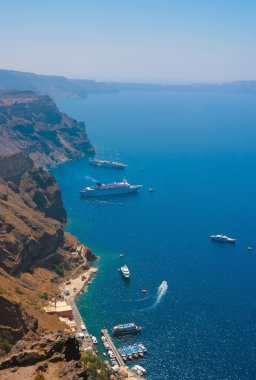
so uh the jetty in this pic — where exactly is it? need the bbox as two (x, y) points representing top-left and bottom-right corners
(101, 329), (125, 367)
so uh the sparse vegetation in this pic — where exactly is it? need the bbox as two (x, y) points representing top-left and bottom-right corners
(0, 286), (6, 295)
(34, 373), (45, 380)
(38, 292), (48, 300)
(15, 286), (23, 295)
(0, 330), (14, 354)
(54, 263), (64, 277)
(80, 352), (112, 380)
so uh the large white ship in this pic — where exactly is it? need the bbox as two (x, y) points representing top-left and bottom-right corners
(120, 265), (130, 279)
(89, 158), (127, 169)
(211, 234), (236, 243)
(80, 178), (142, 197)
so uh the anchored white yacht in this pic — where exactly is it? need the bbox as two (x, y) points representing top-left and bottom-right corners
(120, 265), (130, 279)
(211, 234), (236, 243)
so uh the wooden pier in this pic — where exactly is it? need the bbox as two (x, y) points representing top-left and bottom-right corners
(101, 329), (125, 367)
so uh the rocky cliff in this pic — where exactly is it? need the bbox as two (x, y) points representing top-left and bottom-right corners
(0, 92), (101, 378)
(0, 90), (94, 168)
(0, 152), (69, 274)
(0, 152), (85, 357)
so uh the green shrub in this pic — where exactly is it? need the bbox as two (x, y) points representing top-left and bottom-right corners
(34, 373), (45, 380)
(15, 287), (23, 295)
(80, 352), (112, 379)
(0, 287), (6, 295)
(0, 330), (14, 354)
(54, 263), (64, 277)
(38, 292), (48, 300)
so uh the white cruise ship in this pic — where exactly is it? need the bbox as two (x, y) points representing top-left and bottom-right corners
(80, 178), (142, 197)
(120, 265), (130, 278)
(89, 158), (127, 169)
(211, 234), (236, 243)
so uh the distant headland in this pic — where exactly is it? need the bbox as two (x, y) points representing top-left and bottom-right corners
(0, 69), (256, 100)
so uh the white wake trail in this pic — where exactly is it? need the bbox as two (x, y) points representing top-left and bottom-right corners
(154, 280), (168, 306)
(139, 281), (168, 311)
(84, 175), (99, 183)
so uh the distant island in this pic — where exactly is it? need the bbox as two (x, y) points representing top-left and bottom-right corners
(0, 69), (256, 100)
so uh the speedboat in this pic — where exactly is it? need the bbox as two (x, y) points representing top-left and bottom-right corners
(132, 364), (147, 376)
(129, 345), (138, 358)
(124, 347), (133, 360)
(211, 234), (236, 243)
(139, 343), (147, 353)
(135, 344), (144, 357)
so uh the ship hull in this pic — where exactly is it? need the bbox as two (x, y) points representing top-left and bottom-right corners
(113, 329), (141, 336)
(211, 237), (236, 243)
(90, 162), (126, 169)
(80, 186), (141, 197)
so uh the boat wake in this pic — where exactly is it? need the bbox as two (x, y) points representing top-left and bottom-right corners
(126, 296), (154, 302)
(84, 175), (99, 183)
(139, 281), (168, 311)
(154, 281), (168, 306)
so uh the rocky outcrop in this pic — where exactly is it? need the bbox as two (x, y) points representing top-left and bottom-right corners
(0, 152), (68, 274)
(0, 90), (94, 168)
(0, 331), (90, 379)
(0, 296), (38, 342)
(85, 247), (97, 262)
(0, 332), (80, 370)
(0, 152), (33, 180)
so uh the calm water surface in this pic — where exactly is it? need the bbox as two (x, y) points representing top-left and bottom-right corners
(53, 91), (256, 380)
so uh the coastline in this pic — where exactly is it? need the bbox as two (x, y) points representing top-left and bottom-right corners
(60, 266), (98, 349)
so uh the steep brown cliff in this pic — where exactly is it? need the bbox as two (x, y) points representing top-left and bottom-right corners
(0, 93), (98, 378)
(0, 90), (94, 168)
(0, 151), (88, 364)
(0, 152), (69, 274)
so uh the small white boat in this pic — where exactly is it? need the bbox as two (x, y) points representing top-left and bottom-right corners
(120, 265), (130, 279)
(92, 336), (98, 344)
(211, 234), (236, 243)
(132, 364), (147, 376)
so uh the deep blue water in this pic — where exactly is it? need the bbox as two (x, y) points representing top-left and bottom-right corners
(53, 91), (256, 380)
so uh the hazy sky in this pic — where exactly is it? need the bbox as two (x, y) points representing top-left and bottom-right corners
(0, 0), (256, 83)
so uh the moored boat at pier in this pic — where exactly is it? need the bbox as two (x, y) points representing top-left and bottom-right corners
(112, 323), (141, 336)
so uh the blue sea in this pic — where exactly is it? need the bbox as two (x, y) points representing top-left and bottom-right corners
(53, 91), (256, 380)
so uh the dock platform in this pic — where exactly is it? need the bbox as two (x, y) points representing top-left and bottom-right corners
(101, 328), (125, 367)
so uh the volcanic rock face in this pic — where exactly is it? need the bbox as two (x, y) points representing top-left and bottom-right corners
(0, 90), (94, 168)
(0, 152), (66, 274)
(0, 296), (38, 343)
(0, 331), (89, 379)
